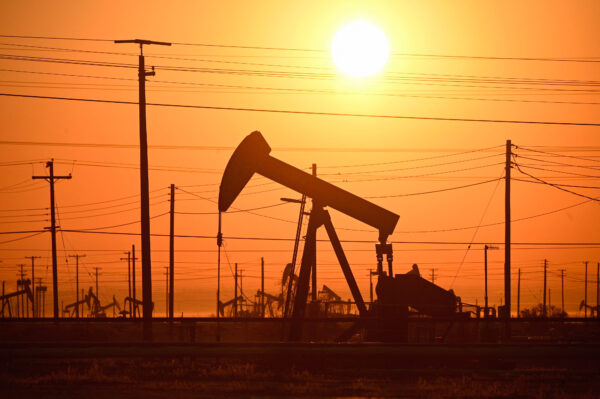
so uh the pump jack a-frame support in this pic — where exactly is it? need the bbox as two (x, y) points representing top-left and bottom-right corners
(219, 131), (399, 341)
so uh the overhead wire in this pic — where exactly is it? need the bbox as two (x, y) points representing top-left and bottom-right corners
(514, 164), (600, 202)
(1, 93), (599, 126)
(2, 34), (600, 63)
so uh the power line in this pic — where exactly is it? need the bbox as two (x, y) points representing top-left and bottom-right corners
(364, 178), (501, 199)
(514, 156), (600, 171)
(2, 68), (600, 106)
(2, 92), (599, 126)
(319, 153), (503, 176)
(2, 34), (599, 63)
(0, 34), (112, 42)
(513, 177), (600, 190)
(514, 165), (600, 202)
(515, 164), (600, 178)
(516, 146), (600, 163)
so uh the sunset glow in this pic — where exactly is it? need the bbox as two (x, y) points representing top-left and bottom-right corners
(331, 20), (390, 77)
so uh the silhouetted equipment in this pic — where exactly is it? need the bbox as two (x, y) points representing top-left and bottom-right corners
(32, 159), (72, 320)
(62, 287), (120, 318)
(219, 131), (473, 341)
(115, 38), (172, 341)
(579, 300), (599, 318)
(372, 265), (464, 341)
(123, 296), (152, 318)
(96, 295), (121, 318)
(281, 196), (307, 318)
(253, 290), (283, 317)
(317, 285), (353, 317)
(220, 131), (400, 340)
(63, 287), (91, 318)
(218, 295), (246, 317)
(1, 279), (34, 318)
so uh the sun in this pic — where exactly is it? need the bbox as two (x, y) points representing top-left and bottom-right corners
(331, 20), (390, 78)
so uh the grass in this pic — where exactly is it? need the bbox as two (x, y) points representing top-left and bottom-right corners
(1, 356), (599, 399)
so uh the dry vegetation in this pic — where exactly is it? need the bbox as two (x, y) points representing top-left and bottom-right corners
(1, 356), (599, 399)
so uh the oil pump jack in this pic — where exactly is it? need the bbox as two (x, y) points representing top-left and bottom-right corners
(219, 131), (462, 342)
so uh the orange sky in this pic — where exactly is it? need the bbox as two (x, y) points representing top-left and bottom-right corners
(0, 1), (599, 317)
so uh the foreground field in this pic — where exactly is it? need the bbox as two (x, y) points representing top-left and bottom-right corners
(1, 343), (599, 399)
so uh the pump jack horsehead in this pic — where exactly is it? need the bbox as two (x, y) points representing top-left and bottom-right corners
(219, 131), (460, 342)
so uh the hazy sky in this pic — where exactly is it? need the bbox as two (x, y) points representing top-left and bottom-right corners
(0, 1), (598, 316)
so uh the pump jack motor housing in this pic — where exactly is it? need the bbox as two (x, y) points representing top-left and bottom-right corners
(219, 131), (461, 342)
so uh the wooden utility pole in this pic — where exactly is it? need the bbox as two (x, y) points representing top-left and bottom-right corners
(94, 267), (101, 300)
(311, 163), (317, 303)
(543, 259), (547, 317)
(132, 245), (137, 319)
(69, 254), (85, 317)
(165, 266), (169, 317)
(32, 159), (71, 320)
(596, 262), (600, 319)
(261, 257), (265, 317)
(25, 256), (40, 317)
(584, 261), (588, 318)
(504, 140), (512, 326)
(169, 183), (175, 320)
(517, 268), (521, 318)
(234, 263), (238, 318)
(68, 254), (85, 318)
(115, 39), (171, 341)
(560, 269), (565, 316)
(120, 251), (132, 317)
(18, 264), (26, 317)
(430, 269), (436, 285)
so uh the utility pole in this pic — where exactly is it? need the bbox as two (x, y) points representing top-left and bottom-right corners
(311, 163), (317, 303)
(543, 259), (547, 317)
(560, 269), (565, 317)
(25, 256), (40, 317)
(165, 266), (169, 317)
(32, 159), (71, 320)
(132, 245), (137, 319)
(261, 257), (265, 318)
(68, 254), (85, 318)
(504, 140), (512, 329)
(169, 183), (175, 320)
(596, 262), (600, 319)
(94, 267), (101, 300)
(484, 245), (498, 317)
(234, 263), (238, 318)
(584, 261), (588, 318)
(517, 268), (521, 318)
(430, 269), (436, 285)
(115, 38), (171, 341)
(34, 278), (42, 317)
(18, 264), (26, 318)
(120, 251), (132, 317)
